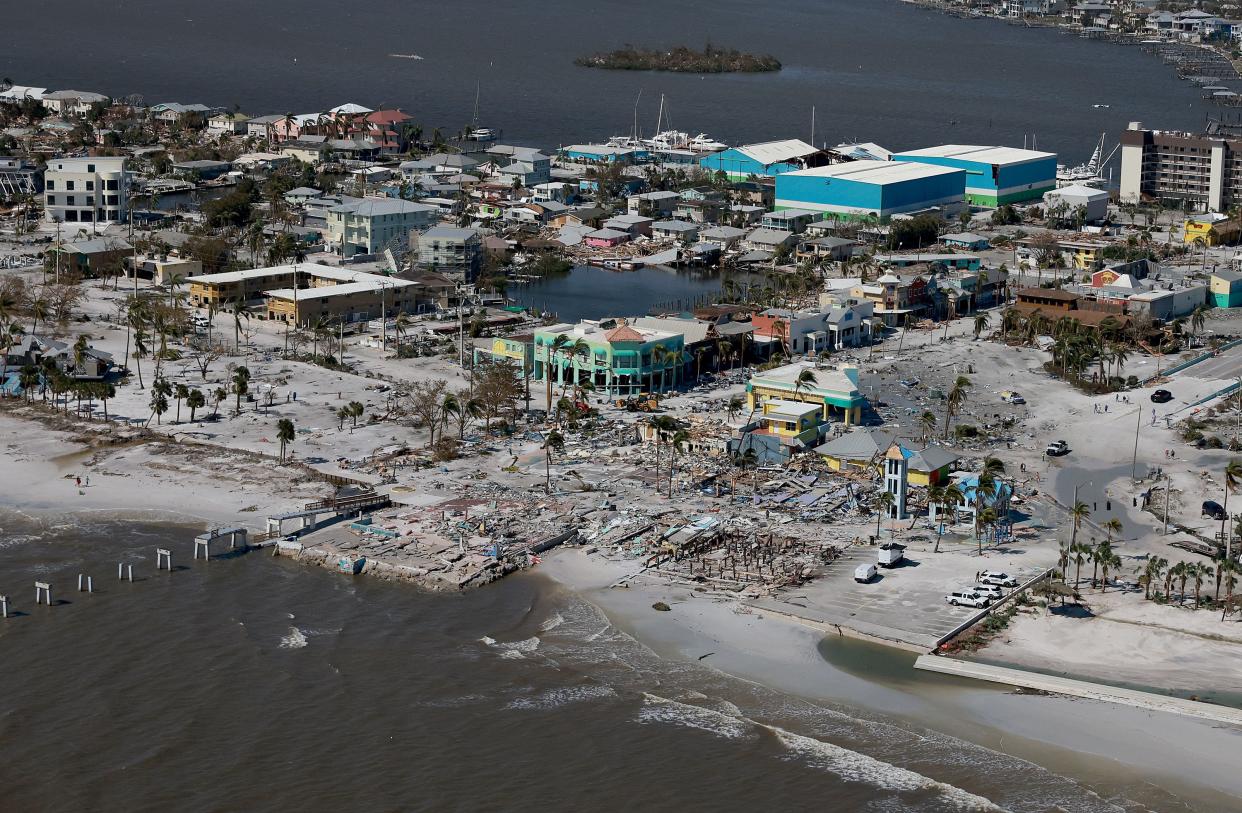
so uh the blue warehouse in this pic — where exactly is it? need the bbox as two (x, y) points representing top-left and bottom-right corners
(700, 139), (827, 181)
(891, 145), (1057, 207)
(774, 160), (966, 222)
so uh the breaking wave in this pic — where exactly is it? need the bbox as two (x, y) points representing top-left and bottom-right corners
(279, 626), (308, 650)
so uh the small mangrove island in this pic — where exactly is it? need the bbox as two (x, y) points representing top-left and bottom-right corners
(574, 43), (781, 74)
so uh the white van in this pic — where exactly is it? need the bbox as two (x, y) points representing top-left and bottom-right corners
(854, 563), (877, 583)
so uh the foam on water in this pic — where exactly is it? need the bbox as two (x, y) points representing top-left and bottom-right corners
(637, 694), (755, 741)
(767, 726), (1007, 812)
(278, 627), (308, 650)
(538, 613), (565, 632)
(507, 685), (616, 710)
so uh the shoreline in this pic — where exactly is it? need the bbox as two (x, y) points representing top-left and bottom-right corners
(536, 547), (1242, 811)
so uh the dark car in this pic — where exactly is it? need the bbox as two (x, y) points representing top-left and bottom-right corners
(1151, 389), (1173, 404)
(1203, 500), (1228, 521)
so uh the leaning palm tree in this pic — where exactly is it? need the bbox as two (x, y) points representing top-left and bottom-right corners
(648, 415), (677, 485)
(726, 394), (744, 423)
(942, 375), (971, 439)
(919, 411), (936, 443)
(276, 418), (295, 462)
(545, 333), (570, 412)
(1098, 551), (1122, 593)
(792, 368), (818, 401)
(668, 429), (690, 498)
(230, 301), (250, 352)
(973, 312), (990, 339)
(1221, 458), (1242, 560)
(1103, 517), (1122, 545)
(1069, 500), (1091, 548)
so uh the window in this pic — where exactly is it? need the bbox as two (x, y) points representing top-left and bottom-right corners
(47, 195), (55, 205)
(65, 211), (78, 222)
(66, 196), (75, 206)
(66, 181), (75, 191)
(86, 181), (94, 191)
(87, 164), (95, 173)
(106, 179), (118, 191)
(46, 180), (54, 190)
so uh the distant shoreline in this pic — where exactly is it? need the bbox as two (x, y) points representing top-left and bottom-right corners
(575, 45), (781, 74)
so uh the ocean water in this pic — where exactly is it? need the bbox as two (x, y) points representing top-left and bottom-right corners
(1, 0), (1217, 162)
(0, 513), (1212, 812)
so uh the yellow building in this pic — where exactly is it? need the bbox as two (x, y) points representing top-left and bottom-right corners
(746, 361), (866, 426)
(1184, 214), (1241, 247)
(814, 429), (959, 486)
(758, 400), (822, 445)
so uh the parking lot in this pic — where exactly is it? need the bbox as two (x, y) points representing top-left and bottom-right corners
(752, 545), (1043, 651)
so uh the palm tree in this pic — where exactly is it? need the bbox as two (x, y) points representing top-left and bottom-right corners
(232, 365), (251, 413)
(230, 301), (250, 352)
(1103, 517), (1122, 545)
(1141, 556), (1168, 600)
(1220, 560), (1240, 621)
(943, 375), (971, 439)
(1192, 562), (1212, 608)
(276, 418), (295, 462)
(727, 395), (744, 423)
(543, 429), (564, 493)
(1172, 561), (1191, 606)
(545, 333), (570, 412)
(132, 326), (149, 389)
(347, 401), (364, 429)
(1090, 540), (1112, 588)
(186, 388), (205, 421)
(792, 368), (818, 402)
(1098, 551), (1122, 593)
(973, 471), (997, 554)
(973, 312), (990, 339)
(1221, 458), (1242, 560)
(648, 415), (677, 485)
(1069, 500), (1091, 548)
(919, 411), (936, 443)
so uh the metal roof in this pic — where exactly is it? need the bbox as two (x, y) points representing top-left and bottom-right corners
(894, 144), (1056, 165)
(736, 139), (819, 166)
(784, 160), (963, 184)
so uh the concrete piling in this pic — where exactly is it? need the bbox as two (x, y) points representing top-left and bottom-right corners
(156, 548), (172, 571)
(34, 581), (51, 606)
(0, 595), (8, 618)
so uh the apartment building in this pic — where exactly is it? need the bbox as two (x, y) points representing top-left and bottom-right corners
(326, 198), (437, 258)
(415, 226), (483, 279)
(1119, 124), (1242, 212)
(43, 157), (128, 224)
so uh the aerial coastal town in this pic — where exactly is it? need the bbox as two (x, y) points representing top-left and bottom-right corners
(2, 65), (1242, 722)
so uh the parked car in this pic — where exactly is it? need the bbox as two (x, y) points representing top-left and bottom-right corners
(1202, 500), (1228, 521)
(946, 591), (990, 609)
(854, 563), (878, 583)
(1150, 389), (1173, 404)
(973, 583), (1004, 599)
(1045, 440), (1070, 457)
(980, 571), (1019, 588)
(1000, 390), (1026, 405)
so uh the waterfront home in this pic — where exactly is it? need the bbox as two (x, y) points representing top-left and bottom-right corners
(651, 220), (700, 243)
(814, 429), (959, 486)
(699, 225), (748, 251)
(583, 228), (630, 248)
(761, 208), (819, 234)
(0, 158), (43, 197)
(3, 335), (114, 381)
(550, 207), (608, 229)
(797, 235), (859, 262)
(532, 320), (687, 396)
(41, 89), (108, 116)
(699, 139), (827, 181)
(0, 86), (46, 103)
(279, 137), (330, 165)
(742, 227), (795, 254)
(745, 361), (867, 426)
(232, 152), (293, 173)
(246, 114), (285, 140)
(173, 159), (231, 181)
(751, 300), (874, 355)
(150, 102), (218, 124)
(326, 198), (437, 258)
(627, 190), (679, 217)
(601, 214), (653, 237)
(206, 112), (250, 136)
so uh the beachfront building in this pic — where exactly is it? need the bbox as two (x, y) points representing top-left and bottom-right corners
(745, 361), (867, 426)
(1043, 184), (1109, 224)
(472, 333), (534, 371)
(814, 429), (959, 487)
(892, 145), (1057, 206)
(1184, 212), (1242, 246)
(1118, 124), (1242, 212)
(751, 301), (874, 355)
(532, 321), (686, 396)
(699, 139), (828, 181)
(43, 157), (128, 225)
(325, 198), (437, 258)
(729, 400), (826, 464)
(774, 161), (966, 221)
(1, 335), (114, 386)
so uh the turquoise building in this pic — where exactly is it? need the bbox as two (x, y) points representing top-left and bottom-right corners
(533, 321), (686, 396)
(891, 145), (1057, 206)
(699, 139), (823, 181)
(774, 161), (966, 221)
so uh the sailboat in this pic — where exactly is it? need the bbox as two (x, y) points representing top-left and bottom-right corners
(640, 95), (726, 152)
(467, 82), (498, 142)
(1056, 133), (1117, 187)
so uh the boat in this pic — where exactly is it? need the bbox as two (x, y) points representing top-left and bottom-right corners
(468, 128), (498, 142)
(388, 53), (424, 60)
(638, 95), (727, 152)
(1055, 132), (1117, 188)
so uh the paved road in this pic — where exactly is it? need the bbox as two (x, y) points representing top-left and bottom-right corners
(1169, 344), (1242, 383)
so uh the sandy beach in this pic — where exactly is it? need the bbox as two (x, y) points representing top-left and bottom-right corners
(539, 547), (1242, 812)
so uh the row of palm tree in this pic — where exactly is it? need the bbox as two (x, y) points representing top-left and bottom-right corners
(647, 415), (691, 498)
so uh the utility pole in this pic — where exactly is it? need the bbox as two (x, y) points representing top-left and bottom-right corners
(379, 280), (390, 352)
(1163, 473), (1171, 536)
(1131, 403), (1142, 483)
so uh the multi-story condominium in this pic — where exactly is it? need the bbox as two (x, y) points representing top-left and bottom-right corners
(415, 226), (483, 279)
(1119, 124), (1242, 212)
(43, 157), (128, 225)
(326, 198), (437, 258)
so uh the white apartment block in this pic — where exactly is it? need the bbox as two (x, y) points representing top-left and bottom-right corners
(44, 157), (128, 225)
(326, 198), (438, 258)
